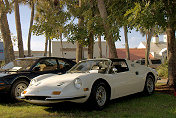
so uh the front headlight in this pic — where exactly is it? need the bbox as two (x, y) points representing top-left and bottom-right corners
(74, 78), (82, 89)
(29, 79), (37, 87)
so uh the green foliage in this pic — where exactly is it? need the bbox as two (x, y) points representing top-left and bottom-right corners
(32, 0), (69, 39)
(125, 2), (156, 30)
(0, 0), (13, 14)
(157, 60), (168, 78)
(64, 0), (105, 46)
(0, 32), (17, 46)
(125, 0), (176, 31)
(0, 32), (2, 40)
(0, 61), (5, 68)
(65, 23), (89, 46)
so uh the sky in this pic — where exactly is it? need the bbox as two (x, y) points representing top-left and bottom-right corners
(7, 5), (164, 51)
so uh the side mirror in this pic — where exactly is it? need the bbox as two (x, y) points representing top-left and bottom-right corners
(33, 67), (40, 71)
(112, 68), (117, 72)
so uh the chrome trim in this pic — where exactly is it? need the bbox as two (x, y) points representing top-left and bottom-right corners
(45, 96), (86, 101)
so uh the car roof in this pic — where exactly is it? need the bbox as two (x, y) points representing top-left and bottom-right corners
(109, 58), (126, 62)
(85, 58), (126, 62)
(16, 57), (72, 60)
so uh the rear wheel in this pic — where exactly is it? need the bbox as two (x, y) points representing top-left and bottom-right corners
(11, 80), (29, 102)
(143, 75), (155, 95)
(88, 82), (109, 110)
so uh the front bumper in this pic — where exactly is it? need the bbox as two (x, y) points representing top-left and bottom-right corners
(19, 95), (87, 104)
(0, 85), (11, 93)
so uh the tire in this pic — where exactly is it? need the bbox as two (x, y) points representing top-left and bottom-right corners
(143, 75), (155, 95)
(11, 80), (29, 102)
(87, 82), (109, 110)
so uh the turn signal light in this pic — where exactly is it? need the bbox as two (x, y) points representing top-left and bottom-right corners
(22, 91), (27, 94)
(84, 88), (89, 91)
(52, 91), (61, 95)
(0, 83), (4, 85)
(0, 87), (5, 90)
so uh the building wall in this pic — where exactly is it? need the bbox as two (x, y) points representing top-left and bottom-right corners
(52, 41), (109, 59)
(14, 51), (48, 58)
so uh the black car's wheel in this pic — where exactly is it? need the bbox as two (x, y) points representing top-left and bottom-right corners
(143, 75), (155, 95)
(11, 80), (29, 101)
(88, 82), (109, 110)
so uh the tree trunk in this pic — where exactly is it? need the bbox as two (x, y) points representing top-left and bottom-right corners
(88, 32), (94, 59)
(98, 35), (102, 58)
(27, 1), (34, 57)
(76, 42), (83, 63)
(145, 28), (154, 66)
(49, 37), (51, 57)
(124, 26), (130, 60)
(167, 25), (176, 87)
(76, 0), (83, 63)
(97, 0), (117, 58)
(14, 0), (24, 58)
(87, 0), (94, 59)
(44, 36), (48, 56)
(0, 2), (15, 63)
(60, 32), (64, 58)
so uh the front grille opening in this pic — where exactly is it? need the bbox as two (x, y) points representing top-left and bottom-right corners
(25, 96), (50, 100)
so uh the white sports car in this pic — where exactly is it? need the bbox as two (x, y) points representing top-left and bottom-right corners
(21, 58), (158, 109)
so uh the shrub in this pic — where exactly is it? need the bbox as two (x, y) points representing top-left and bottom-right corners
(156, 60), (168, 78)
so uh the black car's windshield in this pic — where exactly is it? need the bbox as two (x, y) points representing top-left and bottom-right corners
(1, 59), (37, 71)
(68, 60), (110, 73)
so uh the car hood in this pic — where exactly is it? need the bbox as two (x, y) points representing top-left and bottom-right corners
(0, 73), (9, 77)
(27, 73), (88, 93)
(39, 73), (87, 84)
(29, 73), (87, 89)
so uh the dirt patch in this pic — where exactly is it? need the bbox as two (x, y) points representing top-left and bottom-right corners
(155, 84), (175, 95)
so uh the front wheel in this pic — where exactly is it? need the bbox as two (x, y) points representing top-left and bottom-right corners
(143, 75), (155, 95)
(87, 82), (109, 110)
(11, 80), (29, 102)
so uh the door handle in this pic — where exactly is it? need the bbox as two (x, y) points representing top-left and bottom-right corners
(135, 71), (139, 75)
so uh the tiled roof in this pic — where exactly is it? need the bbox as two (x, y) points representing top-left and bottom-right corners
(116, 48), (153, 61)
(141, 42), (167, 54)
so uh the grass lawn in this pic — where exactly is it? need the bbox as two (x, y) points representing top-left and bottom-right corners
(0, 92), (176, 118)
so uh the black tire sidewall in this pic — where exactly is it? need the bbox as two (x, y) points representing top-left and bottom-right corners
(11, 80), (29, 101)
(144, 75), (155, 95)
(88, 82), (108, 110)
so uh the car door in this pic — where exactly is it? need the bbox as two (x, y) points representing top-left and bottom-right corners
(109, 60), (142, 99)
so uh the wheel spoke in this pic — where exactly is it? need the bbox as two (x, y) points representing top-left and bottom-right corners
(96, 86), (106, 107)
(15, 83), (27, 97)
(147, 77), (154, 93)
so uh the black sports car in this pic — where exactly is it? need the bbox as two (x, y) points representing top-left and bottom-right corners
(0, 57), (76, 101)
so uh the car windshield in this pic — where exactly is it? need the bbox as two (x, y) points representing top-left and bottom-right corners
(1, 59), (37, 71)
(68, 60), (110, 73)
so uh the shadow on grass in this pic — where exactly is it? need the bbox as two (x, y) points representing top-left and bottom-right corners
(110, 92), (145, 104)
(0, 94), (31, 106)
(45, 102), (92, 112)
(44, 92), (146, 113)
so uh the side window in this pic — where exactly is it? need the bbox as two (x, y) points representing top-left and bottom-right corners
(58, 59), (71, 70)
(33, 59), (58, 71)
(112, 60), (129, 73)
